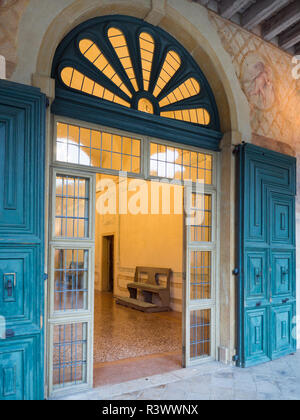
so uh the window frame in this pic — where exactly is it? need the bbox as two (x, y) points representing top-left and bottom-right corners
(47, 114), (220, 396)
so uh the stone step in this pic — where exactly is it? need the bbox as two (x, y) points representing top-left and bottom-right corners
(115, 297), (170, 313)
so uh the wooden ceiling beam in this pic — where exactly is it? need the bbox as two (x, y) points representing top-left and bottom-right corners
(219, 0), (252, 20)
(241, 0), (290, 30)
(262, 2), (300, 41)
(279, 23), (300, 50)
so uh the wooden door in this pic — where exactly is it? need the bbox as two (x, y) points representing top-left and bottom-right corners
(238, 144), (296, 367)
(0, 80), (46, 400)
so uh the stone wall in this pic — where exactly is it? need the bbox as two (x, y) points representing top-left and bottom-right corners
(0, 0), (29, 78)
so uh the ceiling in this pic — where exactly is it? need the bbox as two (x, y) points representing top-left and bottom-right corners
(191, 0), (300, 54)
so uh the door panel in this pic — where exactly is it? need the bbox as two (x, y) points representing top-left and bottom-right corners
(245, 250), (268, 307)
(0, 336), (37, 400)
(0, 80), (45, 400)
(271, 304), (295, 359)
(270, 194), (294, 245)
(245, 308), (269, 364)
(238, 144), (296, 368)
(271, 252), (294, 300)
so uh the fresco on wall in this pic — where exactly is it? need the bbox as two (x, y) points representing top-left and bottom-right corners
(0, 0), (29, 77)
(209, 12), (300, 152)
(241, 54), (275, 110)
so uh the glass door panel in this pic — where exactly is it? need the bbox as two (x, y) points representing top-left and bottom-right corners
(48, 170), (95, 396)
(184, 186), (216, 366)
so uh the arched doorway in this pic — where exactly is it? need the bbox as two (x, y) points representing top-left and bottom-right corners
(46, 15), (222, 397)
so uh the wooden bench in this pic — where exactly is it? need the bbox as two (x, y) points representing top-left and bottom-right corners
(116, 267), (172, 313)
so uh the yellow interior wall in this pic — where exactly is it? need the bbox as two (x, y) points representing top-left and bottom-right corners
(94, 174), (184, 312)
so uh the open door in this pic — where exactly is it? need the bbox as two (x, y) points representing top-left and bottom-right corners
(47, 168), (95, 397)
(237, 144), (296, 367)
(0, 80), (46, 400)
(183, 183), (217, 367)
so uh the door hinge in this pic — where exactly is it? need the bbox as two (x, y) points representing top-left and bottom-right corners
(232, 145), (240, 155)
(232, 354), (239, 362)
(43, 273), (48, 282)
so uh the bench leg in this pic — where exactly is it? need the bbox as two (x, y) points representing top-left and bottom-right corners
(128, 287), (137, 299)
(159, 291), (170, 308)
(142, 291), (153, 304)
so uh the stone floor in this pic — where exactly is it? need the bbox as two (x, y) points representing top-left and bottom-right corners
(63, 352), (300, 400)
(94, 292), (182, 363)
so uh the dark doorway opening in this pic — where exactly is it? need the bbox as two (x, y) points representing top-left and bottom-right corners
(102, 235), (114, 293)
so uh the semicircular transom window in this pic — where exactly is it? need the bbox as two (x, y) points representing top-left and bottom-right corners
(56, 19), (217, 128)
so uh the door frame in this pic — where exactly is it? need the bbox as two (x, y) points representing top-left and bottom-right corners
(45, 115), (220, 398)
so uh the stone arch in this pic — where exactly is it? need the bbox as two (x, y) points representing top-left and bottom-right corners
(12, 0), (251, 140)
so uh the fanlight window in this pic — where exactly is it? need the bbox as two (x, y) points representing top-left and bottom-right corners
(58, 24), (213, 127)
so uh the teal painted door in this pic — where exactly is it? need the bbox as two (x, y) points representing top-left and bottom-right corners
(0, 80), (45, 399)
(238, 144), (296, 367)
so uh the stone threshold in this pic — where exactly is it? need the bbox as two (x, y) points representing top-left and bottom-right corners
(54, 361), (228, 400)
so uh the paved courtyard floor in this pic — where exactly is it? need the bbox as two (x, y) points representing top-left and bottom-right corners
(62, 351), (300, 401)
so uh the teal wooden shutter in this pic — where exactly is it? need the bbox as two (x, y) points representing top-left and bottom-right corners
(237, 144), (296, 367)
(0, 80), (46, 400)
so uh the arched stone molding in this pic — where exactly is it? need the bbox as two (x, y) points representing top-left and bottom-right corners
(11, 0), (253, 364)
(12, 0), (251, 140)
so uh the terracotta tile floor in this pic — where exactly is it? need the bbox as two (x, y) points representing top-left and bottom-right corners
(93, 292), (182, 386)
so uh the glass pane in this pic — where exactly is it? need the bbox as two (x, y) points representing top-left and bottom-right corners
(161, 108), (210, 126)
(139, 32), (155, 91)
(55, 175), (89, 238)
(190, 251), (211, 300)
(60, 67), (130, 108)
(190, 309), (211, 359)
(79, 39), (132, 98)
(153, 51), (181, 97)
(108, 27), (138, 92)
(56, 123), (141, 174)
(150, 142), (213, 185)
(190, 193), (212, 242)
(159, 77), (200, 106)
(54, 249), (89, 312)
(53, 323), (88, 389)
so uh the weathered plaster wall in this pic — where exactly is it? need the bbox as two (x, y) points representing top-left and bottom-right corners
(0, 0), (29, 77)
(208, 11), (300, 348)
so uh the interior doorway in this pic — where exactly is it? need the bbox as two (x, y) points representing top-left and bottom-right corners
(93, 174), (183, 387)
(101, 235), (114, 293)
(48, 120), (218, 397)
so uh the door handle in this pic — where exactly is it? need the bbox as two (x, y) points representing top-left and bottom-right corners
(5, 329), (15, 338)
(282, 298), (289, 304)
(4, 273), (16, 297)
(256, 302), (262, 307)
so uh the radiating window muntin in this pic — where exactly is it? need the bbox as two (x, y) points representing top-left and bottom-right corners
(108, 27), (138, 92)
(60, 67), (130, 108)
(79, 39), (132, 98)
(150, 142), (213, 185)
(159, 78), (200, 106)
(153, 50), (181, 97)
(58, 25), (215, 128)
(56, 122), (141, 174)
(139, 32), (155, 91)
